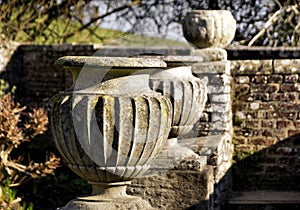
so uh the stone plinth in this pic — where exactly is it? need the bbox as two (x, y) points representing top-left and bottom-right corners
(128, 166), (214, 210)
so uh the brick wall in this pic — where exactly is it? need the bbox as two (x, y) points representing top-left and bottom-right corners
(0, 44), (94, 105)
(231, 59), (300, 190)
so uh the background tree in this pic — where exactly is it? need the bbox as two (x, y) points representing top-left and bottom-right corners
(1, 0), (299, 46)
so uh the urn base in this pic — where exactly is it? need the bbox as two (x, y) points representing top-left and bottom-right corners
(57, 181), (156, 210)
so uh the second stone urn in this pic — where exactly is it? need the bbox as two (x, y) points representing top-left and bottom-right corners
(49, 56), (172, 209)
(182, 10), (236, 48)
(149, 63), (207, 164)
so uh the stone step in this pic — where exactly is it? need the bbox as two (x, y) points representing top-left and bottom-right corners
(228, 191), (300, 210)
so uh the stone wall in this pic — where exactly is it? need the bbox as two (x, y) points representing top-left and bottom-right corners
(231, 59), (300, 190)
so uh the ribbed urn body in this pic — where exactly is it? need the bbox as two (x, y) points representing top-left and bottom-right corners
(182, 10), (236, 48)
(49, 74), (172, 183)
(150, 66), (207, 138)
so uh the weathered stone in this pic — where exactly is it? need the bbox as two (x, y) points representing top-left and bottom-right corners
(49, 57), (174, 210)
(128, 166), (214, 210)
(182, 10), (236, 48)
(251, 75), (268, 84)
(192, 61), (230, 75)
(274, 59), (300, 74)
(284, 74), (298, 83)
(250, 84), (279, 93)
(280, 83), (300, 92)
(211, 103), (232, 113)
(244, 119), (260, 128)
(211, 94), (231, 103)
(277, 120), (293, 129)
(270, 92), (298, 101)
(231, 60), (273, 75)
(191, 48), (227, 61)
(268, 75), (283, 83)
(56, 56), (167, 68)
(210, 121), (232, 131)
(211, 112), (231, 122)
(261, 120), (275, 128)
(59, 184), (156, 210)
(4, 43), (300, 195)
(210, 73), (231, 85)
(207, 84), (231, 94)
(159, 55), (203, 67)
(150, 66), (207, 138)
(236, 76), (250, 84)
(234, 84), (250, 95)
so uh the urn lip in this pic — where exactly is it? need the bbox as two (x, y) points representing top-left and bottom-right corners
(135, 55), (203, 67)
(56, 56), (167, 68)
(186, 9), (234, 15)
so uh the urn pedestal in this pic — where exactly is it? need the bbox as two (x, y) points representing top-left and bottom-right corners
(49, 56), (172, 209)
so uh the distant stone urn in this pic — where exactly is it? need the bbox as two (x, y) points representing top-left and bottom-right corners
(182, 10), (236, 48)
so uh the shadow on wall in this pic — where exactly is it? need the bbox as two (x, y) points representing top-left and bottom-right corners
(232, 132), (300, 191)
(186, 132), (299, 210)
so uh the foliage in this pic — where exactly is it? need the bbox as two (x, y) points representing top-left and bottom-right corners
(247, 1), (300, 46)
(1, 0), (300, 46)
(24, 17), (127, 45)
(0, 80), (60, 209)
(0, 179), (34, 210)
(0, 0), (138, 44)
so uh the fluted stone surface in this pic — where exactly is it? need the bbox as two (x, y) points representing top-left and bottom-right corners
(150, 66), (207, 138)
(49, 75), (172, 182)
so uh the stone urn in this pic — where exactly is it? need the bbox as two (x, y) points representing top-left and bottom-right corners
(148, 56), (207, 164)
(49, 56), (172, 209)
(182, 10), (236, 48)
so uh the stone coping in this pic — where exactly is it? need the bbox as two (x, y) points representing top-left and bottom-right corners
(229, 191), (300, 204)
(55, 56), (167, 68)
(227, 46), (300, 60)
(5, 42), (300, 60)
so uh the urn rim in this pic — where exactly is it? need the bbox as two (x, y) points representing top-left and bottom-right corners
(56, 56), (167, 68)
(185, 9), (234, 16)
